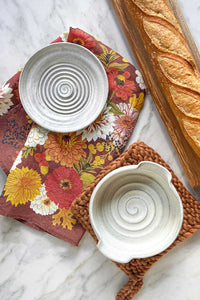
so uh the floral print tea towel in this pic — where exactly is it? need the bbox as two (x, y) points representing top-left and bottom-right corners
(0, 28), (146, 246)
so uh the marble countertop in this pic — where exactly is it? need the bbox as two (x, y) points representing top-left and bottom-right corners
(0, 0), (200, 299)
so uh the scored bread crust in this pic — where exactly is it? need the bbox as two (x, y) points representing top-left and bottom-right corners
(124, 0), (200, 157)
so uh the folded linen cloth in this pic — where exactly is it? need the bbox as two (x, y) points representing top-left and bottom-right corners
(0, 27), (146, 245)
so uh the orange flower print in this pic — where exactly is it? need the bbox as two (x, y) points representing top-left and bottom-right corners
(44, 132), (87, 167)
(68, 28), (96, 50)
(107, 68), (136, 101)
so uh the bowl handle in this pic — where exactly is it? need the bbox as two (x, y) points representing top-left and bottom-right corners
(97, 240), (108, 255)
(97, 240), (131, 263)
(139, 161), (172, 183)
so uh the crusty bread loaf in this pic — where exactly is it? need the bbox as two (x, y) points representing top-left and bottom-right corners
(124, 0), (200, 157)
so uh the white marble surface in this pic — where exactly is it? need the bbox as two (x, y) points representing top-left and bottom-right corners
(0, 0), (200, 299)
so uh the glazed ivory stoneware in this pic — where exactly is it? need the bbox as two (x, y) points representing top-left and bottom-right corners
(19, 42), (108, 132)
(89, 161), (184, 263)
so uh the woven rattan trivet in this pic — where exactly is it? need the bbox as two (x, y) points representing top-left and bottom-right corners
(71, 142), (200, 300)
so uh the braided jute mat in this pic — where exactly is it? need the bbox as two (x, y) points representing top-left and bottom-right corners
(71, 142), (200, 300)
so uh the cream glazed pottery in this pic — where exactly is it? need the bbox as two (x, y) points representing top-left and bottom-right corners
(89, 161), (183, 263)
(19, 42), (108, 132)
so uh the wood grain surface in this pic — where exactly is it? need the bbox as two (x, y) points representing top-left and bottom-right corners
(111, 0), (200, 190)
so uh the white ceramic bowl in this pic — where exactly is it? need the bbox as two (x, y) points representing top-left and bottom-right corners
(89, 161), (183, 263)
(19, 42), (108, 132)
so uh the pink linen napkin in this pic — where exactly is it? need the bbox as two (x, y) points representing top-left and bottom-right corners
(0, 27), (146, 245)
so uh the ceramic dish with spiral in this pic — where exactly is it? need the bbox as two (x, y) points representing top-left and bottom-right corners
(89, 161), (183, 263)
(19, 42), (108, 132)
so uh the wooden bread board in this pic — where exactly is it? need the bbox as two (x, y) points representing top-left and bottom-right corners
(111, 0), (200, 190)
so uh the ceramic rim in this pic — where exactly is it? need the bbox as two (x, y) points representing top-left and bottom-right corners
(19, 42), (108, 132)
(89, 162), (184, 263)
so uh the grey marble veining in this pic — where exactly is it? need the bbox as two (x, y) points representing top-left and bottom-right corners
(0, 1), (200, 299)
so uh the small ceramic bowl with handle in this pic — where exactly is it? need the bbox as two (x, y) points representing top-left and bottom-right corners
(89, 161), (183, 263)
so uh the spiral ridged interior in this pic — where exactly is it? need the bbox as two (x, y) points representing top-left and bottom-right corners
(90, 163), (183, 261)
(19, 43), (108, 132)
(38, 63), (91, 115)
(102, 175), (167, 239)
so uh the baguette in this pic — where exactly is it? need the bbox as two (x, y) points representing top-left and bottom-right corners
(124, 0), (200, 157)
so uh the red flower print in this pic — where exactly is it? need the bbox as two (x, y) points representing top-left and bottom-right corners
(34, 152), (49, 175)
(34, 152), (48, 167)
(67, 28), (96, 50)
(45, 167), (83, 209)
(107, 68), (136, 101)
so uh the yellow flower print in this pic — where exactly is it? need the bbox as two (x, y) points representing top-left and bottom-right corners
(97, 44), (129, 71)
(40, 166), (48, 175)
(97, 44), (120, 69)
(26, 115), (34, 124)
(81, 172), (95, 188)
(52, 208), (76, 230)
(108, 155), (113, 161)
(96, 142), (104, 152)
(122, 58), (128, 62)
(93, 156), (105, 166)
(46, 155), (51, 161)
(4, 167), (42, 206)
(22, 146), (35, 158)
(88, 144), (96, 154)
(102, 141), (115, 152)
(129, 92), (145, 113)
